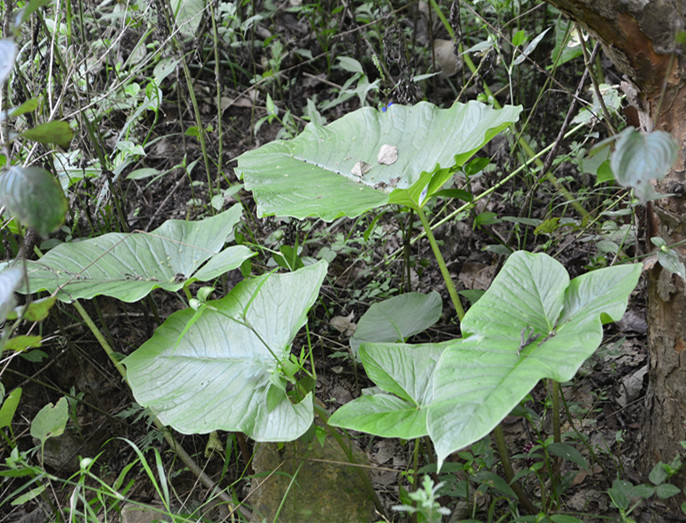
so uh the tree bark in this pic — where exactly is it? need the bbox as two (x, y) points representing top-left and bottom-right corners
(542, 0), (686, 478)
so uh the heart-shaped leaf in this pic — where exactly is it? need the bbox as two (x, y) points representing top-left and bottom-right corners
(652, 237), (686, 280)
(329, 252), (641, 469)
(0, 166), (68, 237)
(431, 254), (640, 466)
(24, 204), (253, 302)
(235, 101), (521, 220)
(350, 291), (442, 357)
(124, 262), (327, 440)
(611, 127), (677, 203)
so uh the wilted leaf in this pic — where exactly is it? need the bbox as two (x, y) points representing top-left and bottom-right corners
(351, 161), (371, 178)
(330, 312), (356, 337)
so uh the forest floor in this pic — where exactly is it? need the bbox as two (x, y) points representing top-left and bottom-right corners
(1, 1), (682, 522)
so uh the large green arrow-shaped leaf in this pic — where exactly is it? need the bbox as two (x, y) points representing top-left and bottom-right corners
(429, 256), (639, 466)
(235, 101), (521, 220)
(23, 204), (253, 302)
(124, 262), (327, 440)
(329, 252), (641, 469)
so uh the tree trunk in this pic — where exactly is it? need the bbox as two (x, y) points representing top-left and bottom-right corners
(542, 0), (686, 477)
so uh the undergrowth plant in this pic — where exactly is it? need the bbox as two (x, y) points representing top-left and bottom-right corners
(1, 0), (684, 521)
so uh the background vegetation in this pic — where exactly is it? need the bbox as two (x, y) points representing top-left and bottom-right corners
(0, 0), (681, 521)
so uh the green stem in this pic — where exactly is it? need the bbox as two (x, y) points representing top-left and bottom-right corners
(209, 1), (230, 187)
(384, 122), (587, 263)
(550, 379), (562, 486)
(415, 206), (465, 322)
(551, 380), (561, 444)
(429, 0), (589, 222)
(492, 425), (538, 514)
(71, 300), (245, 518)
(72, 300), (125, 378)
(412, 439), (420, 523)
(160, 0), (214, 199)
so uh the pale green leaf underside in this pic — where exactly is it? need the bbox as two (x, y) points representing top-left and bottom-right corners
(329, 344), (446, 439)
(124, 262), (328, 440)
(23, 205), (253, 302)
(430, 253), (641, 466)
(0, 265), (22, 322)
(30, 397), (68, 443)
(171, 0), (205, 37)
(330, 252), (641, 468)
(0, 39), (17, 87)
(350, 291), (442, 356)
(611, 127), (677, 203)
(329, 393), (428, 439)
(235, 101), (522, 220)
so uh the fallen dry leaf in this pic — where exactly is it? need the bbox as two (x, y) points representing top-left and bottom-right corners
(330, 312), (356, 337)
(458, 261), (496, 290)
(377, 144), (398, 165)
(351, 161), (371, 177)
